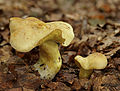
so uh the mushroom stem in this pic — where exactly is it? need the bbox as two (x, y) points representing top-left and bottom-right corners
(79, 67), (93, 79)
(34, 40), (62, 79)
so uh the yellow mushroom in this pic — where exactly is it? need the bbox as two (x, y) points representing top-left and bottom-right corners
(74, 52), (107, 78)
(9, 17), (74, 80)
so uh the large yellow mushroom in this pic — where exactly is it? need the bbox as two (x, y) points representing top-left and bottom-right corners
(9, 17), (74, 80)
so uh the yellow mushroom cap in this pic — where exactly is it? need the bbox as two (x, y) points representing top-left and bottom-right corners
(75, 52), (107, 70)
(10, 17), (74, 52)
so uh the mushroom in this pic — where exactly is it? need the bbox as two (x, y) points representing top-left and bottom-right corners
(9, 17), (74, 80)
(74, 52), (107, 78)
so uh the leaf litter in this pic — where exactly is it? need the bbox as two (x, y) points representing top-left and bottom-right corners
(0, 0), (120, 91)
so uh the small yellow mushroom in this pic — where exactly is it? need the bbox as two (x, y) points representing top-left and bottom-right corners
(9, 17), (74, 80)
(74, 52), (107, 78)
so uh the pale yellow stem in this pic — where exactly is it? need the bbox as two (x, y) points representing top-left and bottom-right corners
(34, 41), (62, 79)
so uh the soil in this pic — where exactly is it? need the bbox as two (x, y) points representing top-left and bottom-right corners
(0, 0), (120, 91)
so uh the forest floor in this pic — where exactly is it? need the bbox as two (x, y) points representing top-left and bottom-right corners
(0, 0), (120, 91)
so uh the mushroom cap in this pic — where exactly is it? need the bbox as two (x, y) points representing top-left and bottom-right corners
(10, 17), (74, 52)
(87, 53), (107, 69)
